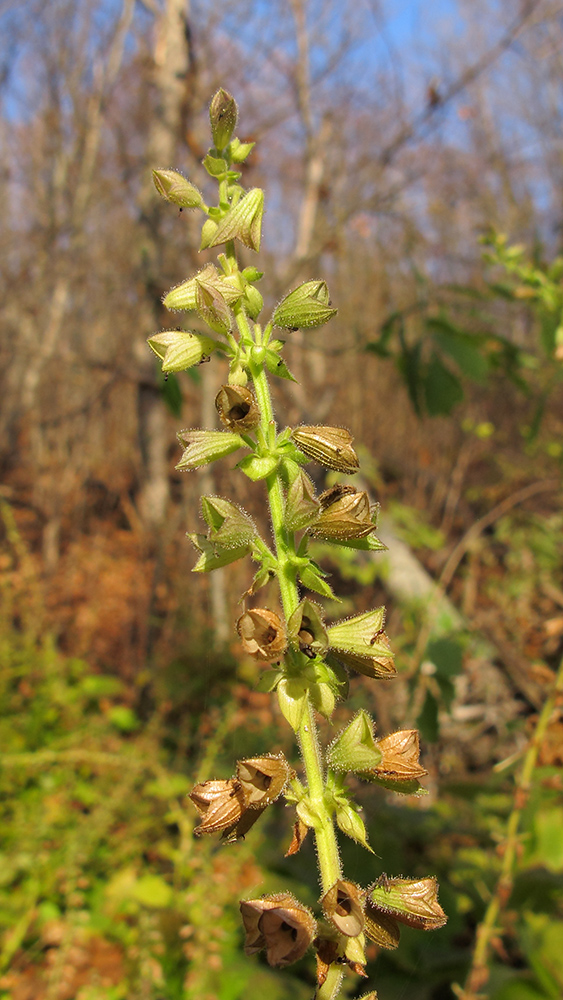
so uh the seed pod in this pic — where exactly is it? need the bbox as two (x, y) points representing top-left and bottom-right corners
(152, 169), (203, 208)
(236, 608), (287, 661)
(176, 429), (245, 471)
(236, 753), (291, 809)
(330, 645), (396, 680)
(284, 469), (320, 531)
(240, 893), (317, 967)
(363, 905), (401, 950)
(147, 330), (217, 372)
(188, 778), (246, 837)
(215, 384), (260, 432)
(200, 495), (256, 549)
(368, 876), (447, 931)
(273, 280), (337, 330)
(287, 598), (328, 657)
(207, 188), (264, 252)
(373, 730), (428, 782)
(327, 608), (387, 659)
(321, 880), (365, 937)
(309, 487), (375, 540)
(326, 710), (382, 774)
(163, 264), (242, 313)
(291, 425), (359, 473)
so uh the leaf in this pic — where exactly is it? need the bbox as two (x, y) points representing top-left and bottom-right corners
(396, 340), (423, 416)
(427, 318), (490, 382)
(417, 690), (439, 743)
(264, 348), (298, 382)
(423, 353), (464, 415)
(298, 561), (338, 599)
(425, 637), (464, 678)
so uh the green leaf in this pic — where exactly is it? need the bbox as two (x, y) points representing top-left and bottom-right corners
(427, 318), (490, 382)
(425, 637), (464, 678)
(417, 690), (439, 743)
(264, 348), (297, 382)
(423, 352), (464, 415)
(298, 561), (337, 599)
(396, 340), (423, 416)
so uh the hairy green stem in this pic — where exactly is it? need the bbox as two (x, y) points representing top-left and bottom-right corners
(242, 315), (342, 897)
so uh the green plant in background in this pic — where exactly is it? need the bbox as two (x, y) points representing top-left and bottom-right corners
(150, 90), (447, 999)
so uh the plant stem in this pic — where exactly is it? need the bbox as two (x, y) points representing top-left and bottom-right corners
(243, 319), (341, 898)
(458, 652), (563, 1000)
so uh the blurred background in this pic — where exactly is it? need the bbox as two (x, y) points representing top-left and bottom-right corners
(0, 0), (562, 998)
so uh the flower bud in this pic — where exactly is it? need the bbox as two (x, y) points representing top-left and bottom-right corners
(240, 894), (316, 967)
(147, 330), (216, 372)
(209, 88), (238, 150)
(373, 730), (428, 783)
(335, 801), (373, 852)
(284, 469), (320, 531)
(273, 280), (337, 330)
(236, 753), (291, 809)
(188, 778), (246, 836)
(215, 384), (260, 432)
(243, 283), (264, 320)
(291, 425), (359, 474)
(364, 906), (401, 950)
(321, 880), (365, 937)
(326, 710), (382, 773)
(200, 495), (256, 548)
(176, 429), (245, 470)
(368, 876), (447, 931)
(236, 608), (287, 662)
(207, 188), (264, 251)
(287, 598), (328, 657)
(152, 169), (203, 208)
(309, 486), (376, 540)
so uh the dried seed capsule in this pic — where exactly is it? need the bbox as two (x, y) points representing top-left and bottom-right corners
(291, 425), (359, 473)
(236, 608), (287, 661)
(284, 469), (320, 531)
(188, 778), (246, 836)
(236, 753), (291, 808)
(363, 905), (401, 950)
(309, 487), (375, 540)
(373, 730), (428, 782)
(215, 384), (260, 432)
(240, 893), (317, 967)
(321, 880), (365, 937)
(368, 876), (447, 931)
